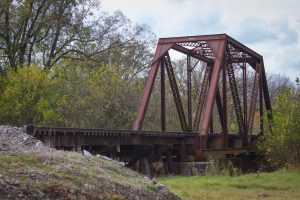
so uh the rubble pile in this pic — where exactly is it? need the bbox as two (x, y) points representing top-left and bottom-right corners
(0, 126), (181, 200)
(0, 126), (41, 154)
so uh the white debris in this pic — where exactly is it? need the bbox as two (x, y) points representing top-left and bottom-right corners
(96, 154), (125, 166)
(35, 141), (44, 148)
(96, 154), (112, 161)
(154, 183), (165, 190)
(83, 150), (92, 157)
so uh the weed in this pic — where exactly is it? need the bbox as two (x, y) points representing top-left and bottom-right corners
(147, 184), (157, 192)
(56, 171), (83, 182)
(110, 194), (121, 200)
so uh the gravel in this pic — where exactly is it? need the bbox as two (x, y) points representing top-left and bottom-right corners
(0, 126), (181, 200)
(0, 126), (41, 154)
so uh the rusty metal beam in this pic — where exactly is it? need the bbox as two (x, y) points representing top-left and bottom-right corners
(151, 43), (174, 66)
(172, 44), (213, 63)
(215, 88), (224, 130)
(242, 61), (248, 137)
(227, 62), (245, 136)
(222, 61), (228, 148)
(161, 60), (166, 131)
(248, 63), (260, 136)
(232, 57), (256, 65)
(259, 63), (264, 135)
(187, 55), (192, 132)
(133, 60), (159, 130)
(227, 35), (262, 60)
(247, 59), (272, 130)
(159, 34), (227, 44)
(163, 53), (188, 132)
(133, 44), (172, 130)
(261, 60), (272, 120)
(193, 64), (211, 131)
(201, 40), (226, 136)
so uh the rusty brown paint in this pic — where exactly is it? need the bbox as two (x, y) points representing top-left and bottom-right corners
(201, 40), (226, 136)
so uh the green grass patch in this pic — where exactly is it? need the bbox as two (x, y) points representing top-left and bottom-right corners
(0, 154), (83, 184)
(0, 155), (39, 165)
(56, 171), (84, 182)
(159, 169), (300, 200)
(0, 154), (56, 173)
(147, 184), (158, 192)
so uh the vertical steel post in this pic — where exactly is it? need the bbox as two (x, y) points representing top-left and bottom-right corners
(187, 55), (192, 132)
(243, 60), (248, 136)
(216, 88), (224, 129)
(180, 140), (187, 162)
(222, 56), (228, 148)
(259, 62), (264, 135)
(166, 146), (174, 174)
(208, 66), (214, 134)
(161, 60), (166, 131)
(210, 115), (214, 133)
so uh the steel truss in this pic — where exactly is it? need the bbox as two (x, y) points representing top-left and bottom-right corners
(133, 34), (272, 158)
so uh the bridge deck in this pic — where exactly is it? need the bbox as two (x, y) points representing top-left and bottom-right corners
(26, 126), (257, 156)
(26, 126), (189, 146)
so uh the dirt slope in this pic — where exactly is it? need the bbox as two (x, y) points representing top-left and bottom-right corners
(0, 126), (181, 200)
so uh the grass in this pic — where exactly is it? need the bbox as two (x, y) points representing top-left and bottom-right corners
(0, 155), (39, 165)
(0, 154), (84, 183)
(0, 151), (148, 189)
(159, 169), (300, 200)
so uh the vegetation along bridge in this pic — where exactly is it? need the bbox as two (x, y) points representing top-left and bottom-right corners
(27, 34), (273, 176)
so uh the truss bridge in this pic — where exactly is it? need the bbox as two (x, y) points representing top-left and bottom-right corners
(27, 34), (273, 176)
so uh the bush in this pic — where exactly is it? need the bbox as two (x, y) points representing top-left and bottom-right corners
(258, 85), (300, 168)
(0, 63), (141, 128)
(0, 67), (57, 125)
(208, 156), (240, 176)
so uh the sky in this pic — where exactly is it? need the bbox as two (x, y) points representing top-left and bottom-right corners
(101, 0), (300, 81)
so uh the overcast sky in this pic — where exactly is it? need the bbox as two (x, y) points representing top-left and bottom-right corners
(102, 0), (300, 81)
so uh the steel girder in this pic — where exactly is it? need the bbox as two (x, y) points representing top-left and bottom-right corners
(133, 34), (272, 154)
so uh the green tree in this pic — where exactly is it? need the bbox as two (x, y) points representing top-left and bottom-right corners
(49, 61), (141, 128)
(0, 62), (143, 128)
(259, 85), (300, 168)
(0, 67), (57, 125)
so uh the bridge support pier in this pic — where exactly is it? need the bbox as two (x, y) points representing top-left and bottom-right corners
(142, 158), (153, 178)
(73, 145), (82, 153)
(180, 141), (187, 162)
(165, 147), (174, 174)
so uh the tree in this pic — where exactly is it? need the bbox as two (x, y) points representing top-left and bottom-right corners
(267, 73), (292, 100)
(47, 60), (142, 128)
(0, 0), (155, 72)
(0, 61), (144, 128)
(0, 67), (57, 125)
(259, 84), (300, 168)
